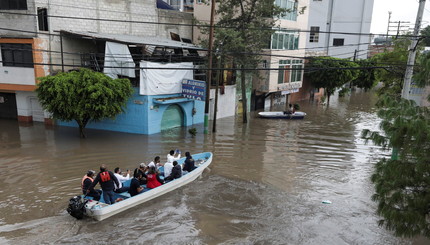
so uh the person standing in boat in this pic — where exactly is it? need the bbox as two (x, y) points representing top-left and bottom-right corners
(182, 152), (196, 173)
(164, 150), (180, 178)
(88, 165), (120, 205)
(167, 149), (181, 164)
(82, 170), (101, 201)
(146, 166), (163, 189)
(113, 167), (131, 193)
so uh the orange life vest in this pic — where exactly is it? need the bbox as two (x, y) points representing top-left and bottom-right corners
(81, 175), (93, 189)
(100, 171), (111, 182)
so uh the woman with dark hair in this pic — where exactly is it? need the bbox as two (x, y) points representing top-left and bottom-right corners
(146, 166), (163, 189)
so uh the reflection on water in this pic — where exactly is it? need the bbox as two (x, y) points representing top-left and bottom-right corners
(0, 90), (427, 244)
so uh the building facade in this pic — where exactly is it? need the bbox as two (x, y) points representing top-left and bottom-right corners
(0, 0), (204, 134)
(306, 0), (374, 59)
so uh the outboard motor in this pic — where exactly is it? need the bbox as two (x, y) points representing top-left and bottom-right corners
(67, 196), (88, 219)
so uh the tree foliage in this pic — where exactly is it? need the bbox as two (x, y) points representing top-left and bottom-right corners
(362, 95), (430, 238)
(306, 57), (359, 104)
(36, 68), (134, 138)
(420, 25), (430, 47)
(413, 51), (430, 90)
(352, 58), (378, 90)
(372, 38), (411, 97)
(203, 0), (291, 122)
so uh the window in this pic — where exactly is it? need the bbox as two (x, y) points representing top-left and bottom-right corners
(38, 8), (49, 31)
(333, 38), (344, 46)
(278, 60), (303, 84)
(271, 30), (299, 50)
(1, 44), (33, 68)
(0, 0), (27, 10)
(309, 26), (319, 43)
(275, 0), (298, 21)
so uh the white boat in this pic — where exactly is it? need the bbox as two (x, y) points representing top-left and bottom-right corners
(258, 111), (306, 119)
(70, 152), (212, 221)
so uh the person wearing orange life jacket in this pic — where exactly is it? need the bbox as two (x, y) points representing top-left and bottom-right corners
(82, 170), (101, 201)
(88, 165), (119, 205)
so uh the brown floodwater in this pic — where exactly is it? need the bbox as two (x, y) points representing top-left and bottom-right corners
(0, 90), (428, 244)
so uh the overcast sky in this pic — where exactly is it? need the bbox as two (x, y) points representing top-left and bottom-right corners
(371, 0), (430, 35)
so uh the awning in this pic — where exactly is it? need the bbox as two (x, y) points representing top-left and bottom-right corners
(60, 30), (205, 51)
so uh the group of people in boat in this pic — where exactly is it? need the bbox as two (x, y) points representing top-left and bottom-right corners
(81, 150), (197, 204)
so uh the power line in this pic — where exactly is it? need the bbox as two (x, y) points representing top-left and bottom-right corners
(0, 43), (416, 68)
(1, 11), (429, 38)
(0, 26), (381, 55)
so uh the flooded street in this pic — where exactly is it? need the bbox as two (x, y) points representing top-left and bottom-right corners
(0, 90), (427, 244)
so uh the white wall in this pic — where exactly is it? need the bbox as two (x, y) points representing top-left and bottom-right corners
(306, 0), (374, 59)
(209, 85), (236, 120)
(0, 67), (35, 86)
(16, 91), (47, 122)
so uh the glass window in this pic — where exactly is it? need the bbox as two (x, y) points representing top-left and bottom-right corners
(278, 59), (303, 83)
(333, 38), (344, 46)
(310, 26), (320, 43)
(276, 0), (298, 21)
(1, 44), (33, 68)
(270, 30), (299, 50)
(0, 0), (27, 10)
(38, 8), (49, 31)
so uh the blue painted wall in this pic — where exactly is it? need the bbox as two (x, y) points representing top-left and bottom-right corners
(58, 88), (205, 134)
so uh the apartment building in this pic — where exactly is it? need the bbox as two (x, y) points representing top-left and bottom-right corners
(1, 0), (205, 134)
(306, 0), (374, 59)
(191, 0), (310, 112)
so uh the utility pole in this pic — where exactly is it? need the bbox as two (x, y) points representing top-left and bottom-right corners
(212, 50), (222, 132)
(392, 0), (426, 161)
(385, 11), (392, 47)
(402, 0), (426, 100)
(204, 0), (216, 134)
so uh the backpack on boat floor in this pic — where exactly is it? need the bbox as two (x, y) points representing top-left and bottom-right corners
(67, 196), (88, 219)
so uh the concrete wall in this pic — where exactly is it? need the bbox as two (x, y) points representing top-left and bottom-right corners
(208, 85), (236, 120)
(0, 0), (37, 38)
(58, 89), (205, 135)
(15, 91), (49, 122)
(0, 67), (35, 85)
(157, 9), (193, 40)
(306, 0), (374, 59)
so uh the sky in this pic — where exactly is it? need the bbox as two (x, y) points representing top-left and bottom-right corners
(371, 0), (430, 35)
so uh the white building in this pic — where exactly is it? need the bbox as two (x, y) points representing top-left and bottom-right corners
(306, 0), (374, 59)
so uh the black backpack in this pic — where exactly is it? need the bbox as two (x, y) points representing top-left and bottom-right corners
(67, 196), (88, 219)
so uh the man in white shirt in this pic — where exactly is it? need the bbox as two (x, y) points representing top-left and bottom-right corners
(163, 161), (174, 178)
(148, 156), (161, 168)
(113, 167), (131, 193)
(167, 150), (181, 163)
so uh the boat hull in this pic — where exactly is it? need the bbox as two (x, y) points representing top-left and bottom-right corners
(83, 152), (213, 221)
(258, 111), (306, 119)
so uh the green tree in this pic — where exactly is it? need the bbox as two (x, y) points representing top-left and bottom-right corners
(306, 57), (359, 104)
(420, 25), (430, 47)
(372, 37), (418, 97)
(362, 95), (430, 238)
(207, 0), (287, 123)
(36, 68), (134, 138)
(352, 58), (378, 91)
(413, 51), (430, 93)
